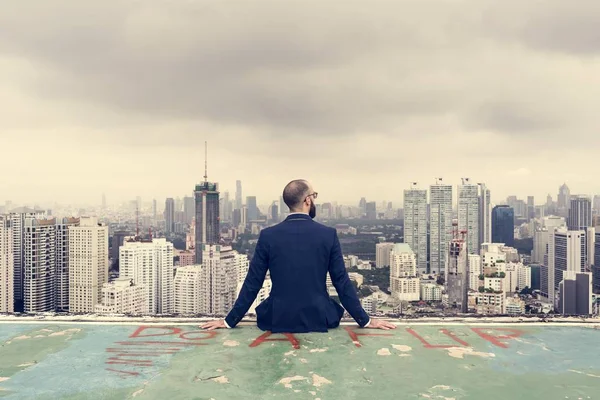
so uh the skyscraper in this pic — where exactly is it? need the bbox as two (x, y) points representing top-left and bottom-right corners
(557, 183), (571, 218)
(0, 216), (13, 313)
(359, 198), (367, 215)
(403, 184), (427, 274)
(492, 205), (515, 247)
(246, 196), (258, 221)
(478, 183), (491, 245)
(165, 198), (175, 234)
(235, 180), (243, 210)
(527, 196), (535, 221)
(366, 202), (377, 220)
(194, 182), (220, 264)
(429, 180), (453, 275)
(68, 217), (109, 313)
(153, 199), (158, 221)
(183, 196), (195, 225)
(568, 195), (592, 231)
(445, 221), (468, 312)
(222, 191), (231, 222)
(8, 208), (45, 312)
(24, 218), (57, 313)
(56, 217), (80, 312)
(458, 178), (480, 255)
(119, 238), (174, 314)
(546, 228), (586, 305)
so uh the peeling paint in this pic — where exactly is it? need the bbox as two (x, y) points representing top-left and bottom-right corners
(284, 350), (296, 356)
(212, 376), (229, 384)
(446, 347), (495, 359)
(377, 348), (391, 356)
(279, 375), (308, 389)
(132, 389), (144, 397)
(392, 344), (412, 352)
(311, 374), (332, 387)
(223, 340), (239, 347)
(309, 348), (328, 353)
(300, 358), (308, 364)
(0, 378), (10, 383)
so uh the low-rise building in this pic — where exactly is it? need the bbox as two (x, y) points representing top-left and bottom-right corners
(506, 296), (526, 315)
(420, 282), (442, 301)
(95, 278), (146, 315)
(474, 291), (505, 314)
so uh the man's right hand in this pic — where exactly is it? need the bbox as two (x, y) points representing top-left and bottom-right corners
(365, 319), (396, 330)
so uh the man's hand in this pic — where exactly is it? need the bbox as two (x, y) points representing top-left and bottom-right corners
(200, 319), (227, 330)
(365, 319), (396, 330)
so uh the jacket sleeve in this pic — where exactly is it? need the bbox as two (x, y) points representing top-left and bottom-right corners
(328, 230), (370, 327)
(225, 231), (269, 328)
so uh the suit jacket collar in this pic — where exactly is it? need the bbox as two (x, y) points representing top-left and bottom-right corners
(285, 213), (312, 221)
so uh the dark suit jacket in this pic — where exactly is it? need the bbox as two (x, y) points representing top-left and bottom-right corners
(225, 213), (370, 333)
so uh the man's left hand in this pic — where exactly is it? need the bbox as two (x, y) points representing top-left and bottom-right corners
(201, 320), (227, 330)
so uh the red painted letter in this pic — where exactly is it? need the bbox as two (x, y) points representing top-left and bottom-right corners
(344, 327), (393, 348)
(129, 326), (183, 338)
(407, 328), (469, 348)
(249, 332), (300, 349)
(179, 331), (218, 341)
(471, 328), (525, 349)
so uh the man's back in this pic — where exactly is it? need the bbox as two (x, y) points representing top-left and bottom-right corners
(225, 213), (370, 333)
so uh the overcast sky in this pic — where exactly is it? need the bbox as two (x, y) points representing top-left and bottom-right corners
(1, 0), (599, 207)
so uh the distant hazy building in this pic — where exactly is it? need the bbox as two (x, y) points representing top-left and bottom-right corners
(119, 238), (174, 315)
(165, 198), (175, 234)
(568, 195), (592, 231)
(183, 196), (195, 225)
(235, 180), (243, 210)
(246, 196), (258, 221)
(478, 183), (492, 246)
(376, 242), (395, 268)
(365, 202), (377, 220)
(557, 183), (571, 216)
(403, 184), (427, 274)
(594, 232), (600, 294)
(0, 216), (13, 313)
(492, 205), (515, 247)
(194, 181), (220, 264)
(458, 179), (480, 255)
(429, 181), (452, 275)
(558, 271), (592, 315)
(95, 278), (146, 315)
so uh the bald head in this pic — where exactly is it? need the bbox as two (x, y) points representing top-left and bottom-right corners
(283, 179), (311, 211)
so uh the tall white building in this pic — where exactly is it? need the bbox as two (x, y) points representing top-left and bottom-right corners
(24, 218), (57, 313)
(0, 216), (13, 313)
(249, 278), (272, 315)
(68, 217), (109, 313)
(200, 244), (249, 316)
(389, 243), (419, 301)
(546, 228), (586, 306)
(478, 183), (492, 246)
(56, 217), (80, 311)
(458, 179), (480, 255)
(174, 265), (204, 315)
(120, 238), (174, 315)
(8, 208), (45, 311)
(468, 254), (482, 291)
(429, 181), (453, 275)
(375, 242), (395, 269)
(95, 278), (146, 314)
(403, 184), (428, 274)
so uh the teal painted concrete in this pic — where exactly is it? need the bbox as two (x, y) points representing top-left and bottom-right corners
(0, 323), (599, 399)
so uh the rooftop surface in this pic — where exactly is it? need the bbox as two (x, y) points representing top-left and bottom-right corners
(0, 319), (599, 399)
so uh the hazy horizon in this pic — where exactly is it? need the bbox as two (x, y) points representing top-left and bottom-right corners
(2, 1), (599, 206)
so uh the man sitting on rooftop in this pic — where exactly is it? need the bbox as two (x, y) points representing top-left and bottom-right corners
(202, 179), (395, 333)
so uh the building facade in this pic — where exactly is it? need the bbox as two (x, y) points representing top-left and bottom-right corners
(23, 218), (56, 313)
(492, 205), (515, 247)
(95, 278), (146, 314)
(68, 217), (109, 313)
(429, 182), (453, 275)
(0, 216), (13, 313)
(375, 242), (395, 269)
(174, 265), (204, 315)
(56, 217), (80, 312)
(458, 179), (480, 255)
(194, 182), (220, 264)
(403, 185), (427, 274)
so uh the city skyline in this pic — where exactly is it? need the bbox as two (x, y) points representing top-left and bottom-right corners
(1, 1), (600, 204)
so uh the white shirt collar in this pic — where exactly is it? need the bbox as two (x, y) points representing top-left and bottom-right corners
(287, 212), (308, 216)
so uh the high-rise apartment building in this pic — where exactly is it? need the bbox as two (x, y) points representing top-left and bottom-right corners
(568, 195), (592, 231)
(95, 278), (146, 314)
(492, 205), (515, 247)
(429, 181), (453, 275)
(119, 238), (174, 314)
(246, 196), (258, 222)
(56, 217), (80, 312)
(375, 242), (395, 268)
(174, 265), (204, 315)
(546, 228), (586, 306)
(165, 198), (175, 234)
(194, 181), (220, 264)
(24, 218), (57, 313)
(478, 183), (492, 246)
(8, 208), (45, 311)
(558, 271), (592, 315)
(389, 244), (419, 301)
(68, 217), (109, 313)
(403, 184), (427, 274)
(200, 244), (249, 316)
(594, 232), (600, 294)
(445, 223), (468, 312)
(0, 216), (13, 313)
(458, 179), (480, 255)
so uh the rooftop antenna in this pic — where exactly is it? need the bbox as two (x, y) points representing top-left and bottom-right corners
(204, 141), (208, 183)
